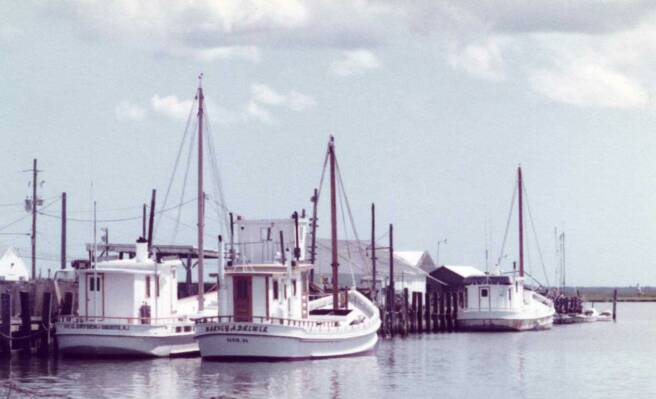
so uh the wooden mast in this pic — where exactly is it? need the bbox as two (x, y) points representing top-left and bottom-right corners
(371, 203), (376, 296)
(517, 166), (524, 278)
(329, 136), (339, 311)
(197, 75), (205, 311)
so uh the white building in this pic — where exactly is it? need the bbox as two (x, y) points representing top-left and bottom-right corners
(0, 247), (29, 281)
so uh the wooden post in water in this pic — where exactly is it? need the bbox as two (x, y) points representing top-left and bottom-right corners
(439, 291), (446, 331)
(410, 292), (417, 333)
(613, 288), (618, 321)
(452, 291), (459, 331)
(417, 293), (423, 333)
(19, 291), (31, 353)
(38, 292), (51, 356)
(424, 292), (431, 332)
(432, 292), (439, 332)
(402, 288), (409, 335)
(0, 293), (10, 355)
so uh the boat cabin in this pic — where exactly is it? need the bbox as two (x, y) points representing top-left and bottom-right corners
(74, 239), (181, 321)
(461, 275), (525, 312)
(219, 216), (312, 322)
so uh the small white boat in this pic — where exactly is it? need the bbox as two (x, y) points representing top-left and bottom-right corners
(597, 310), (613, 321)
(56, 239), (214, 357)
(573, 308), (598, 323)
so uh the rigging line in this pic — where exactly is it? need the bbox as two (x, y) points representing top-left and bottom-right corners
(66, 204), (145, 214)
(336, 174), (356, 287)
(171, 123), (198, 244)
(0, 202), (22, 207)
(203, 112), (230, 233)
(315, 145), (331, 204)
(155, 95), (198, 237)
(38, 198), (197, 223)
(496, 183), (517, 268)
(522, 184), (551, 287)
(335, 157), (368, 267)
(523, 270), (546, 288)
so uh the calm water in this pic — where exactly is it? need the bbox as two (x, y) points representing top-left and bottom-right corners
(1, 302), (654, 398)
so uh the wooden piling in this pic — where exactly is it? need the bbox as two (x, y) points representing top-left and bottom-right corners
(613, 288), (617, 321)
(452, 291), (458, 331)
(439, 291), (446, 331)
(410, 292), (417, 333)
(424, 292), (431, 332)
(402, 288), (409, 336)
(38, 292), (51, 356)
(431, 292), (439, 332)
(19, 291), (31, 353)
(1, 293), (10, 356)
(417, 293), (423, 333)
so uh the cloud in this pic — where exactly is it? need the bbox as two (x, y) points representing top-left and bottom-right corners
(447, 39), (507, 81)
(165, 46), (260, 63)
(529, 63), (650, 109)
(246, 84), (316, 123)
(150, 95), (193, 120)
(331, 50), (381, 76)
(246, 101), (273, 124)
(115, 101), (146, 121)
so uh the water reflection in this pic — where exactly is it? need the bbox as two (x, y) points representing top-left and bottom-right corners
(0, 303), (654, 398)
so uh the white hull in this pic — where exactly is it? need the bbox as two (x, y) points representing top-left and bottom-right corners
(196, 323), (378, 360)
(56, 321), (198, 357)
(457, 313), (553, 331)
(196, 290), (380, 361)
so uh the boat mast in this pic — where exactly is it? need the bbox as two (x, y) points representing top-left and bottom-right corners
(517, 166), (524, 279)
(197, 75), (205, 311)
(329, 137), (339, 311)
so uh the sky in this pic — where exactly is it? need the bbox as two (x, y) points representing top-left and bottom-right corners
(2, 1), (656, 286)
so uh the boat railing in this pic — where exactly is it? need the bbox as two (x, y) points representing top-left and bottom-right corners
(529, 291), (554, 308)
(58, 315), (192, 326)
(196, 313), (377, 333)
(224, 240), (300, 266)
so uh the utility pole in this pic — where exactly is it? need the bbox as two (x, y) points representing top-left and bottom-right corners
(24, 158), (42, 280)
(371, 203), (376, 298)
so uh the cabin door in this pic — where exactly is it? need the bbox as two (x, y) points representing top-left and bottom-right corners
(478, 286), (490, 311)
(85, 273), (105, 318)
(233, 276), (253, 322)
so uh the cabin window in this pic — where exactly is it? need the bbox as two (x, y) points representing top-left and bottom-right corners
(146, 276), (151, 298)
(237, 279), (248, 299)
(273, 280), (279, 300)
(156, 276), (160, 297)
(88, 276), (101, 291)
(481, 288), (488, 298)
(292, 279), (297, 296)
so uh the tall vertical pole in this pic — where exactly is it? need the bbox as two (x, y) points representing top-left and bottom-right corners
(561, 232), (566, 288)
(197, 76), (205, 311)
(147, 189), (156, 252)
(293, 211), (300, 261)
(31, 158), (37, 280)
(309, 188), (318, 283)
(517, 166), (524, 278)
(61, 192), (67, 269)
(371, 203), (376, 297)
(142, 204), (147, 238)
(329, 137), (339, 311)
(389, 223), (395, 335)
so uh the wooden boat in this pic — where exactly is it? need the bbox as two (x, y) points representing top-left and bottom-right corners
(195, 138), (380, 360)
(457, 167), (555, 332)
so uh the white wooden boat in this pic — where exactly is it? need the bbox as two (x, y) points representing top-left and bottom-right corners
(597, 310), (613, 321)
(573, 308), (598, 323)
(457, 275), (554, 331)
(196, 138), (380, 360)
(56, 239), (215, 357)
(457, 167), (554, 331)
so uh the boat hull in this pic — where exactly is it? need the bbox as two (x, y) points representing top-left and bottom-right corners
(55, 322), (198, 357)
(196, 322), (379, 361)
(457, 314), (553, 332)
